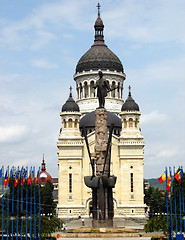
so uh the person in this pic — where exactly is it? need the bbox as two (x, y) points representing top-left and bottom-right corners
(81, 218), (85, 226)
(94, 71), (111, 108)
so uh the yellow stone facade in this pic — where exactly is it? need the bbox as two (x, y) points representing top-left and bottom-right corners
(57, 105), (146, 219)
(57, 7), (146, 220)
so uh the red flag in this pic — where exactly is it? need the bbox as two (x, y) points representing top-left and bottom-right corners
(158, 170), (167, 184)
(166, 173), (172, 193)
(175, 170), (183, 184)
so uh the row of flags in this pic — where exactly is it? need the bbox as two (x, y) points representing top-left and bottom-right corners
(1, 165), (41, 240)
(158, 167), (184, 239)
(1, 167), (40, 188)
(158, 168), (183, 192)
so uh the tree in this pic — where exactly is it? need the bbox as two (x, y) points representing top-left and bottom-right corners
(1, 175), (62, 237)
(41, 180), (56, 216)
(144, 186), (166, 218)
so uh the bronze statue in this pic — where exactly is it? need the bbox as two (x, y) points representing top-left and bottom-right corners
(94, 71), (111, 108)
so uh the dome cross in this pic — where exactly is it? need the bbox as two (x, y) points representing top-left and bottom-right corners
(97, 3), (101, 17)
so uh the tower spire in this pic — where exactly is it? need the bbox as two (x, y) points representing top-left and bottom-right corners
(69, 86), (72, 97)
(128, 85), (131, 96)
(97, 3), (101, 17)
(41, 154), (46, 171)
(94, 3), (104, 42)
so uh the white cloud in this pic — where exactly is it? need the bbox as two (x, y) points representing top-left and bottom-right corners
(31, 59), (59, 68)
(0, 125), (28, 143)
(141, 110), (168, 124)
(104, 0), (185, 43)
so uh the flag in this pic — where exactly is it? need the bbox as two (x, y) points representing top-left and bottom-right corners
(35, 170), (39, 184)
(175, 169), (183, 184)
(158, 170), (167, 184)
(167, 173), (172, 193)
(27, 170), (33, 185)
(14, 171), (19, 187)
(21, 170), (27, 185)
(3, 170), (8, 188)
(7, 168), (12, 184)
(0, 168), (2, 178)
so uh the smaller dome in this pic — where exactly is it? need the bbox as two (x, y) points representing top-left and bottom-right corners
(121, 86), (140, 111)
(62, 88), (79, 112)
(94, 15), (104, 28)
(39, 156), (53, 184)
(79, 111), (121, 129)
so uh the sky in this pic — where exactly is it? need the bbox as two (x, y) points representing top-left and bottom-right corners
(0, 0), (185, 179)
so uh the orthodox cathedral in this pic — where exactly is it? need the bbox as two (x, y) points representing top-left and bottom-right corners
(57, 5), (146, 219)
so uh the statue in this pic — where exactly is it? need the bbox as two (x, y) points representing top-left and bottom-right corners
(94, 71), (111, 108)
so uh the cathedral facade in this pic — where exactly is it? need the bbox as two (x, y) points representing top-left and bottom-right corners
(57, 6), (146, 219)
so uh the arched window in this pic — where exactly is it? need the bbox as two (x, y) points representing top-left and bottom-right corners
(129, 118), (133, 127)
(84, 82), (88, 98)
(111, 81), (115, 97)
(135, 119), (138, 128)
(117, 82), (120, 98)
(90, 81), (95, 97)
(80, 83), (82, 99)
(63, 119), (66, 128)
(74, 119), (78, 128)
(124, 119), (127, 128)
(68, 119), (72, 128)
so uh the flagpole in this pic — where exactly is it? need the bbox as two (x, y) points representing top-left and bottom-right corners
(1, 166), (4, 240)
(181, 166), (184, 233)
(26, 167), (28, 240)
(34, 167), (36, 239)
(16, 166), (20, 240)
(179, 167), (182, 234)
(173, 166), (178, 234)
(39, 167), (41, 240)
(11, 166), (14, 240)
(7, 166), (10, 240)
(166, 167), (170, 240)
(169, 167), (173, 240)
(30, 167), (33, 240)
(21, 168), (24, 240)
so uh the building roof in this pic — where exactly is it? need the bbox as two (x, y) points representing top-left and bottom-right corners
(39, 155), (53, 184)
(75, 6), (123, 74)
(79, 110), (121, 129)
(62, 87), (80, 112)
(121, 86), (140, 112)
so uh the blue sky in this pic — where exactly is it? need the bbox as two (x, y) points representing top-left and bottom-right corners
(0, 0), (185, 178)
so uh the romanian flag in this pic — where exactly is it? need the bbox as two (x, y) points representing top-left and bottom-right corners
(166, 173), (172, 193)
(175, 169), (183, 184)
(3, 170), (8, 188)
(21, 171), (27, 186)
(158, 170), (167, 184)
(35, 170), (40, 184)
(27, 170), (33, 185)
(14, 171), (19, 187)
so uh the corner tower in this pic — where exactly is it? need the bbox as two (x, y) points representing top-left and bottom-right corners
(74, 4), (126, 115)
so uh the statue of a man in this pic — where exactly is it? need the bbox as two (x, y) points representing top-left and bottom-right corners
(94, 71), (111, 108)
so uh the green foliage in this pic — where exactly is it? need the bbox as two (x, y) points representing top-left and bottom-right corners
(144, 215), (167, 233)
(145, 186), (166, 218)
(41, 181), (56, 216)
(40, 216), (63, 237)
(1, 175), (60, 237)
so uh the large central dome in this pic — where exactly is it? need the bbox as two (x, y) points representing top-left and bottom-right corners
(75, 7), (124, 74)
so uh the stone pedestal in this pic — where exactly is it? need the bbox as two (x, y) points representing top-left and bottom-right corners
(84, 107), (117, 228)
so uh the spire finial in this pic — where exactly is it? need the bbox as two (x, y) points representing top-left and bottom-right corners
(128, 85), (131, 96)
(97, 3), (101, 17)
(69, 86), (72, 97)
(42, 154), (46, 171)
